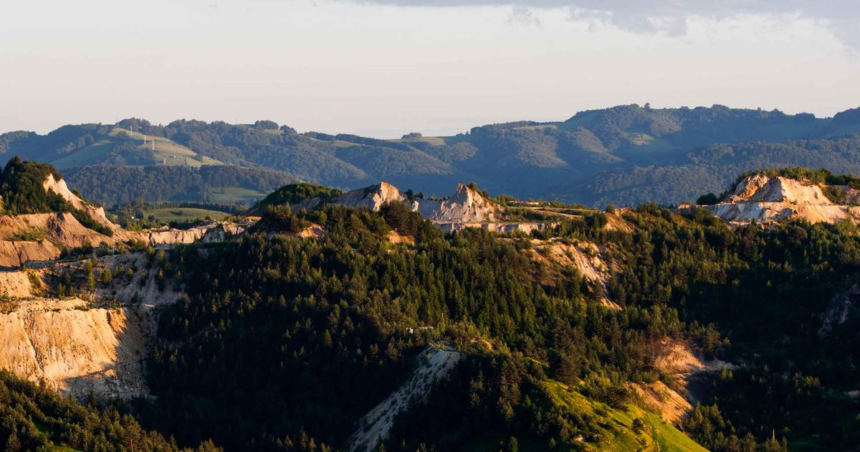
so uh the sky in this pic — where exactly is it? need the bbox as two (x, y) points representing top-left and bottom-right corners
(1, 0), (859, 138)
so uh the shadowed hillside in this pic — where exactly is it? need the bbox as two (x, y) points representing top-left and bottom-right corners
(4, 105), (860, 207)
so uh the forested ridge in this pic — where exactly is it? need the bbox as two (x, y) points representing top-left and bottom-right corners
(4, 105), (860, 207)
(118, 199), (859, 452)
(0, 157), (113, 236)
(1, 156), (860, 452)
(0, 370), (220, 452)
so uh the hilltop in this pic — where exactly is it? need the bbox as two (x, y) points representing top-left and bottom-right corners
(691, 168), (860, 226)
(262, 181), (520, 229)
(0, 158), (245, 267)
(5, 105), (860, 208)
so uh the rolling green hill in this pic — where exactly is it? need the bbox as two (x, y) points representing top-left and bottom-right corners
(3, 105), (860, 207)
(50, 126), (224, 169)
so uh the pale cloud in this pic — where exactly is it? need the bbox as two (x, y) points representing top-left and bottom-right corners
(348, 0), (860, 47)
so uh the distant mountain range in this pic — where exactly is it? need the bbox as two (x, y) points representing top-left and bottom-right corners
(2, 104), (860, 207)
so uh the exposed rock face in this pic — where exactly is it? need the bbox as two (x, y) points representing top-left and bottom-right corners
(0, 240), (61, 268)
(0, 298), (148, 399)
(532, 239), (608, 283)
(43, 174), (111, 226)
(0, 213), (244, 268)
(387, 230), (414, 244)
(0, 212), (116, 267)
(293, 181), (575, 233)
(0, 175), (248, 267)
(297, 224), (327, 239)
(629, 381), (692, 425)
(654, 338), (731, 379)
(0, 174), (251, 401)
(528, 238), (619, 309)
(0, 249), (187, 400)
(729, 174), (831, 204)
(819, 284), (860, 337)
(0, 212), (111, 246)
(436, 221), (553, 234)
(0, 270), (43, 298)
(416, 184), (498, 223)
(333, 181), (557, 232)
(144, 221), (244, 246)
(638, 338), (733, 423)
(335, 181), (408, 211)
(702, 174), (860, 225)
(62, 252), (185, 306)
(347, 345), (462, 452)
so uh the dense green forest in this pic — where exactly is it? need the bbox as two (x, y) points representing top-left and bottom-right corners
(4, 105), (860, 206)
(0, 370), (219, 452)
(580, 134), (860, 206)
(2, 157), (860, 451)
(113, 198), (858, 452)
(255, 183), (344, 209)
(0, 157), (113, 236)
(64, 165), (297, 207)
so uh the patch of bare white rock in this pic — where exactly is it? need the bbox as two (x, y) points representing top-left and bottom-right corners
(346, 344), (462, 452)
(698, 173), (860, 226)
(311, 181), (555, 234)
(0, 174), (249, 399)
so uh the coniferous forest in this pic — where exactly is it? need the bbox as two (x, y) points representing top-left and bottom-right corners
(4, 1), (860, 450)
(1, 158), (859, 452)
(123, 202), (860, 452)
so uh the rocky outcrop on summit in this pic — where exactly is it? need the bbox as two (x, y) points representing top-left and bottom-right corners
(416, 184), (498, 223)
(336, 182), (515, 230)
(336, 182), (499, 223)
(290, 181), (572, 233)
(335, 182), (408, 211)
(43, 174), (111, 226)
(727, 173), (833, 204)
(701, 174), (860, 225)
(436, 221), (552, 234)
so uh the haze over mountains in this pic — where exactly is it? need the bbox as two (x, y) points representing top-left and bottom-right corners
(3, 104), (860, 208)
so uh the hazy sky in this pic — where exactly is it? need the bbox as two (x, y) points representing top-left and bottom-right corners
(1, 0), (859, 137)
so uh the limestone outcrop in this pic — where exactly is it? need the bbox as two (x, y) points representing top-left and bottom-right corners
(333, 181), (558, 232)
(0, 174), (248, 267)
(0, 173), (253, 401)
(0, 298), (149, 399)
(347, 345), (462, 452)
(699, 174), (860, 226)
(335, 181), (408, 211)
